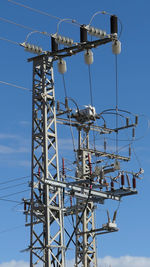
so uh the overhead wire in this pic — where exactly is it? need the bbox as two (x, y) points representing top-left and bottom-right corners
(0, 175), (30, 185)
(0, 80), (31, 91)
(0, 16), (38, 32)
(0, 181), (29, 192)
(0, 198), (21, 203)
(8, 0), (62, 21)
(0, 36), (19, 46)
(0, 189), (30, 199)
(0, 224), (24, 235)
(115, 55), (119, 156)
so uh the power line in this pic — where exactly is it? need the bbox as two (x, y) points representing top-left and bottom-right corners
(0, 36), (19, 45)
(0, 16), (37, 32)
(0, 189), (30, 199)
(0, 175), (30, 185)
(8, 0), (80, 28)
(0, 16), (51, 37)
(0, 80), (31, 91)
(8, 0), (62, 21)
(0, 224), (24, 235)
(0, 198), (21, 203)
(0, 181), (29, 192)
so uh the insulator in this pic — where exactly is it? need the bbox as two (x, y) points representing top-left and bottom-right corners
(121, 174), (125, 187)
(57, 59), (67, 74)
(80, 25), (87, 43)
(111, 181), (114, 191)
(126, 174), (131, 188)
(129, 145), (131, 157)
(56, 34), (73, 46)
(126, 117), (129, 126)
(24, 43), (42, 54)
(132, 127), (135, 138)
(104, 140), (106, 151)
(132, 176), (136, 189)
(112, 40), (121, 54)
(56, 101), (60, 111)
(51, 36), (58, 52)
(135, 115), (138, 125)
(110, 15), (118, 35)
(87, 26), (106, 38)
(62, 158), (65, 176)
(84, 49), (94, 65)
(112, 210), (117, 223)
(24, 202), (27, 211)
(65, 97), (68, 109)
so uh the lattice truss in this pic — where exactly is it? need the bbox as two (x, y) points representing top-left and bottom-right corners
(75, 130), (97, 267)
(29, 55), (65, 266)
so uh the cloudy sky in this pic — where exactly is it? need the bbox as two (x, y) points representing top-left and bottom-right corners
(0, 0), (150, 266)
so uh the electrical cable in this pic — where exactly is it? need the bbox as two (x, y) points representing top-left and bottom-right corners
(115, 55), (119, 156)
(0, 181), (29, 191)
(0, 36), (19, 46)
(0, 198), (21, 203)
(0, 175), (30, 185)
(61, 75), (78, 161)
(0, 189), (30, 199)
(62, 74), (67, 99)
(0, 16), (38, 32)
(0, 224), (24, 235)
(8, 0), (62, 21)
(0, 80), (31, 91)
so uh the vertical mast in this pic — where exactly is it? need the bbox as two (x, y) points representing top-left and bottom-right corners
(30, 55), (65, 266)
(75, 128), (97, 266)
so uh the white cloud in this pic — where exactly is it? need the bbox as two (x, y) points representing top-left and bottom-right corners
(1, 256), (150, 267)
(0, 260), (29, 267)
(99, 256), (150, 267)
(0, 145), (28, 154)
(66, 256), (150, 267)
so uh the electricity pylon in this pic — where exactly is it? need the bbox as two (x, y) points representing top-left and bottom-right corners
(27, 56), (65, 266)
(75, 129), (97, 266)
(23, 14), (143, 267)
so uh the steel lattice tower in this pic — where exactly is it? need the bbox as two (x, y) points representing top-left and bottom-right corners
(23, 14), (143, 267)
(29, 55), (65, 266)
(75, 129), (97, 266)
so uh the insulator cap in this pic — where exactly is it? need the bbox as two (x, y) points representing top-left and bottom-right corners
(51, 36), (58, 52)
(135, 115), (138, 125)
(57, 59), (67, 74)
(121, 174), (125, 186)
(132, 176), (136, 189)
(84, 49), (94, 65)
(110, 15), (118, 35)
(104, 140), (106, 151)
(111, 181), (114, 190)
(65, 97), (68, 109)
(112, 40), (121, 54)
(80, 25), (87, 43)
(126, 117), (129, 126)
(132, 127), (135, 138)
(129, 145), (131, 157)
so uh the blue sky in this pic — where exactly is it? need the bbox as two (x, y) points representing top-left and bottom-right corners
(0, 0), (150, 266)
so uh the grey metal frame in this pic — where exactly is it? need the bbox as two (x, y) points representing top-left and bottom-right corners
(29, 55), (65, 267)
